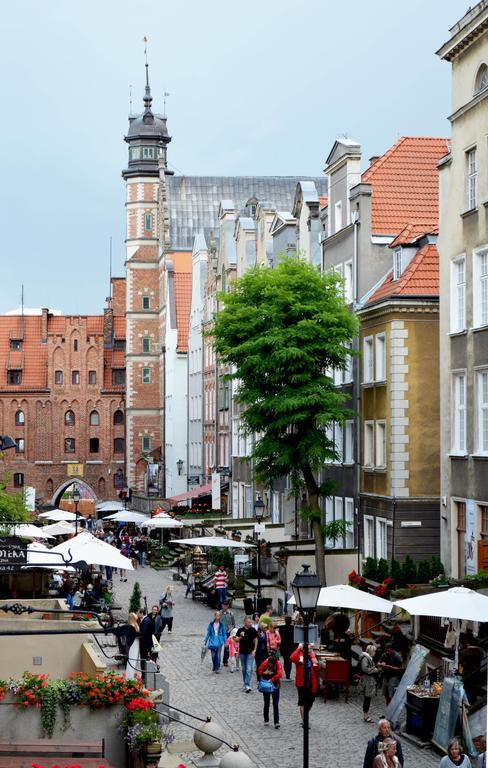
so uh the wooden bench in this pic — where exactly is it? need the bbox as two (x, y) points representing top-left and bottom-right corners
(0, 739), (113, 768)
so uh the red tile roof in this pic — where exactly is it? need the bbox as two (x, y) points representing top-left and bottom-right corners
(366, 243), (439, 306)
(390, 222), (439, 248)
(0, 317), (47, 389)
(170, 252), (192, 354)
(362, 137), (449, 236)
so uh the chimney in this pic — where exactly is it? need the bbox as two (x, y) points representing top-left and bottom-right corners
(41, 308), (49, 343)
(369, 156), (380, 167)
(103, 297), (114, 349)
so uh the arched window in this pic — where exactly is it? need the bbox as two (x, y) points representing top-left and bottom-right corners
(65, 410), (75, 426)
(46, 478), (53, 495)
(113, 409), (124, 426)
(73, 339), (78, 352)
(13, 473), (24, 488)
(89, 410), (100, 426)
(64, 437), (75, 453)
(15, 410), (25, 426)
(98, 477), (106, 496)
(114, 437), (124, 454)
(475, 63), (488, 94)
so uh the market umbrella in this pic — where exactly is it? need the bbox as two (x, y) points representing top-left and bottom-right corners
(105, 510), (149, 524)
(170, 536), (255, 549)
(40, 521), (76, 537)
(50, 531), (134, 569)
(96, 500), (126, 514)
(24, 542), (75, 571)
(38, 510), (83, 522)
(142, 517), (184, 529)
(7, 524), (54, 539)
(288, 583), (393, 613)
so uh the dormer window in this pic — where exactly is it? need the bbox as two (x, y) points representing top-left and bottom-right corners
(475, 64), (488, 94)
(393, 248), (402, 280)
(245, 197), (258, 218)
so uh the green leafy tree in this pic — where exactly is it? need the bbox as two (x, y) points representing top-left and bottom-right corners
(0, 474), (30, 532)
(212, 256), (358, 584)
(129, 582), (142, 614)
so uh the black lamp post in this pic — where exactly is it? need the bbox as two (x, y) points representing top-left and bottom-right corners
(291, 564), (321, 768)
(176, 459), (184, 476)
(254, 497), (265, 610)
(0, 435), (17, 452)
(72, 486), (81, 535)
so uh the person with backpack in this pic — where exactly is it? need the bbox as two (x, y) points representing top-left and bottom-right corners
(257, 655), (283, 729)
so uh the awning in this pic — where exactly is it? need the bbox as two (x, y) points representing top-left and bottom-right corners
(166, 482), (212, 506)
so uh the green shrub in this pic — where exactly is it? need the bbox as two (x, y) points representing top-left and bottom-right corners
(363, 557), (378, 580)
(430, 555), (445, 580)
(208, 547), (233, 569)
(129, 582), (142, 613)
(401, 555), (417, 585)
(417, 560), (431, 584)
(390, 558), (402, 585)
(376, 558), (389, 583)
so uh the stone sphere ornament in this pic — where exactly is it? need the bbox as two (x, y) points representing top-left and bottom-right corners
(219, 748), (254, 768)
(193, 720), (226, 754)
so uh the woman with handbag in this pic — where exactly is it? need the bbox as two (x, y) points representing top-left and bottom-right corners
(257, 655), (283, 729)
(204, 610), (227, 673)
(358, 643), (378, 723)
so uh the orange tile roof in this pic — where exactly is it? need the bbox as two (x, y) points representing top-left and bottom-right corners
(390, 222), (438, 248)
(362, 137), (450, 236)
(113, 316), (126, 338)
(0, 316), (48, 389)
(170, 251), (192, 273)
(366, 243), (439, 306)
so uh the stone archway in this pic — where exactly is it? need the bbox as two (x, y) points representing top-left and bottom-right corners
(51, 478), (98, 508)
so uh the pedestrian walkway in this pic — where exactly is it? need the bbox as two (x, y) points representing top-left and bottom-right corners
(111, 565), (441, 768)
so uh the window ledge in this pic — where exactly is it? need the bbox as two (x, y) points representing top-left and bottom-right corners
(374, 467), (387, 473)
(448, 330), (468, 337)
(362, 466), (375, 473)
(471, 324), (488, 333)
(460, 207), (478, 219)
(449, 452), (468, 459)
(472, 453), (488, 460)
(374, 379), (387, 386)
(361, 382), (375, 388)
(86, 460), (103, 464)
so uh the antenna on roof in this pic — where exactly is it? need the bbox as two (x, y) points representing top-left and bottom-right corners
(163, 91), (170, 118)
(129, 84), (133, 116)
(143, 36), (152, 110)
(109, 236), (113, 299)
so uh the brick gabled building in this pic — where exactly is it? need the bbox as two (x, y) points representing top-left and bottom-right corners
(0, 279), (126, 505)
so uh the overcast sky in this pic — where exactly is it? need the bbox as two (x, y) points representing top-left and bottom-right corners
(0, 0), (468, 314)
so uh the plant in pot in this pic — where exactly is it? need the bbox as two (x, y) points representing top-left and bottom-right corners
(122, 698), (162, 766)
(232, 530), (242, 541)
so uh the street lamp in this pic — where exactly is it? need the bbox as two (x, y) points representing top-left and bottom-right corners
(254, 497), (265, 610)
(72, 486), (81, 535)
(291, 564), (321, 768)
(0, 435), (17, 452)
(176, 458), (184, 476)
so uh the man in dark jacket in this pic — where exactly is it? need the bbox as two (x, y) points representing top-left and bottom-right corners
(363, 719), (404, 768)
(278, 615), (296, 680)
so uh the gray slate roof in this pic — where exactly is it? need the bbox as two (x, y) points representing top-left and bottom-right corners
(166, 175), (327, 250)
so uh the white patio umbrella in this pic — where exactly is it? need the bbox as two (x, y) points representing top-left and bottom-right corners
(142, 517), (184, 529)
(40, 521), (76, 537)
(8, 524), (54, 539)
(24, 542), (75, 571)
(288, 583), (393, 613)
(394, 586), (488, 739)
(96, 500), (126, 514)
(105, 510), (149, 524)
(50, 531), (134, 570)
(170, 536), (255, 549)
(38, 510), (83, 522)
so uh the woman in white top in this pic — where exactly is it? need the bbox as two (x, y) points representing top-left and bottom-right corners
(126, 612), (141, 680)
(439, 738), (471, 768)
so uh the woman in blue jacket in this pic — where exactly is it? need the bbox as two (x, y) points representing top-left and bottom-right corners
(204, 610), (227, 672)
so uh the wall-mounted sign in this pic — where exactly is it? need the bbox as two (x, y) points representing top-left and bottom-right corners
(0, 536), (27, 567)
(66, 463), (84, 477)
(400, 521), (422, 528)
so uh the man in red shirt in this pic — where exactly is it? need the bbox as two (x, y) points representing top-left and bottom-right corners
(213, 565), (228, 609)
(290, 643), (319, 726)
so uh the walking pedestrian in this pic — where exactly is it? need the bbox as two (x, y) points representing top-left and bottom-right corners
(363, 719), (404, 768)
(220, 601), (235, 667)
(258, 655), (283, 729)
(138, 608), (154, 661)
(290, 643), (319, 727)
(204, 610), (227, 673)
(258, 605), (273, 628)
(266, 621), (282, 657)
(378, 643), (403, 705)
(373, 738), (400, 768)
(236, 616), (258, 692)
(439, 738), (471, 768)
(125, 611), (141, 679)
(213, 565), (228, 609)
(358, 644), (378, 723)
(136, 534), (148, 568)
(255, 624), (268, 679)
(185, 562), (194, 598)
(159, 585), (175, 633)
(278, 615), (296, 680)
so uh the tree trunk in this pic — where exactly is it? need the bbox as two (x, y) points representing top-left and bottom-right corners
(302, 466), (327, 586)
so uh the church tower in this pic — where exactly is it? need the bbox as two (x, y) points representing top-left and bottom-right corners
(123, 60), (171, 495)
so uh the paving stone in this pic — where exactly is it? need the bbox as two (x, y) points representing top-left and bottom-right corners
(111, 565), (440, 768)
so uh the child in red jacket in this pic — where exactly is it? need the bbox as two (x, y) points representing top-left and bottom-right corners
(258, 655), (283, 728)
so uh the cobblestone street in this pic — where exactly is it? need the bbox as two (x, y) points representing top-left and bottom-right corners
(110, 564), (441, 768)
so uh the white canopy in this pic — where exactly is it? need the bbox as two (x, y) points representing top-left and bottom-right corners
(96, 500), (126, 513)
(104, 510), (149, 524)
(40, 521), (76, 537)
(170, 536), (255, 549)
(8, 524), (54, 539)
(142, 517), (184, 529)
(50, 531), (134, 569)
(38, 510), (83, 522)
(25, 542), (75, 571)
(394, 586), (488, 623)
(288, 583), (393, 613)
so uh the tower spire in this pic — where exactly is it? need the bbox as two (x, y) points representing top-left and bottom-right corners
(143, 36), (152, 111)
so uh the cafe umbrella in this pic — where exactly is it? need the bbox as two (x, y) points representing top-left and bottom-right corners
(49, 531), (134, 570)
(288, 583), (393, 613)
(38, 509), (83, 523)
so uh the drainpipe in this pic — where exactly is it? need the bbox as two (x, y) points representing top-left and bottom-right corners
(351, 210), (361, 572)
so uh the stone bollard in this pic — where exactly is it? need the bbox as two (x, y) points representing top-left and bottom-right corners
(192, 720), (226, 767)
(219, 748), (254, 768)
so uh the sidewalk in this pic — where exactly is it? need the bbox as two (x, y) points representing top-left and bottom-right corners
(111, 565), (441, 768)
